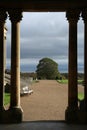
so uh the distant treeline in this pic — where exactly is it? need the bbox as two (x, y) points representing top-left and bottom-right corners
(5, 69), (37, 79)
(5, 69), (84, 80)
(20, 72), (37, 80)
(61, 73), (84, 80)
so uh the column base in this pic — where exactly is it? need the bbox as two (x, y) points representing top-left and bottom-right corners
(65, 107), (78, 123)
(77, 110), (87, 124)
(0, 107), (23, 124)
(65, 107), (87, 124)
(0, 108), (5, 123)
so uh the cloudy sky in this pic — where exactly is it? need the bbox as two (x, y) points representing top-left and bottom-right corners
(6, 12), (84, 73)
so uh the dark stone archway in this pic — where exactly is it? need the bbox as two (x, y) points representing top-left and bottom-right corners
(0, 0), (87, 124)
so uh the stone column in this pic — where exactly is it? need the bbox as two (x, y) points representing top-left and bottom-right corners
(8, 10), (23, 123)
(82, 10), (87, 111)
(65, 10), (80, 123)
(0, 10), (7, 110)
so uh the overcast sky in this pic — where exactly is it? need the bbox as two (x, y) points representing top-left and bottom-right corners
(6, 12), (84, 72)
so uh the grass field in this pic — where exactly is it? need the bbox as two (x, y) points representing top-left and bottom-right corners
(78, 93), (84, 100)
(57, 79), (68, 84)
(57, 79), (83, 84)
(4, 93), (10, 105)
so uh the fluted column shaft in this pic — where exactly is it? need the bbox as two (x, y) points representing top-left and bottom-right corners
(9, 10), (22, 108)
(66, 10), (80, 110)
(0, 10), (7, 109)
(82, 10), (87, 110)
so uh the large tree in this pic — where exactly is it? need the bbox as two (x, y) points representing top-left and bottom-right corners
(36, 57), (60, 79)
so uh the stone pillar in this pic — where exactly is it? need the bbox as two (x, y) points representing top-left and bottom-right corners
(8, 9), (23, 123)
(0, 10), (7, 110)
(82, 10), (87, 111)
(65, 10), (80, 123)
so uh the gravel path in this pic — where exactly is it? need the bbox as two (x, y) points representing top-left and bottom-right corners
(21, 80), (68, 121)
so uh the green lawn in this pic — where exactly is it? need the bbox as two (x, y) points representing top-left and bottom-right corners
(78, 80), (83, 84)
(57, 79), (83, 84)
(4, 93), (10, 105)
(57, 79), (68, 84)
(78, 93), (84, 100)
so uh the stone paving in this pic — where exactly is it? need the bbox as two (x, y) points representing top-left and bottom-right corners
(0, 121), (87, 130)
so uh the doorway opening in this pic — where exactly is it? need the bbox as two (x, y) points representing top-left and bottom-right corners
(4, 12), (84, 122)
(20, 12), (68, 121)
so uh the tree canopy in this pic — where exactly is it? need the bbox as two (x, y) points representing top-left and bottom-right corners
(36, 57), (60, 79)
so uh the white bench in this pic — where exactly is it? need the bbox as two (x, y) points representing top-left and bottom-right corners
(20, 86), (33, 96)
(28, 90), (33, 94)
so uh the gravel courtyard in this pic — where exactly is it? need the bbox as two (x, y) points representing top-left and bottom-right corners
(21, 80), (68, 121)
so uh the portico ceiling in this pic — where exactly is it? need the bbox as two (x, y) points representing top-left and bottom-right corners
(0, 0), (87, 12)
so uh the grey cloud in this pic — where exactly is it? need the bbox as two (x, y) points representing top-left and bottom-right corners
(6, 41), (11, 59)
(20, 12), (68, 38)
(6, 12), (84, 70)
(20, 37), (68, 59)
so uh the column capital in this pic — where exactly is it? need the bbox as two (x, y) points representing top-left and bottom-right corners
(82, 9), (87, 23)
(66, 10), (80, 22)
(8, 9), (23, 22)
(0, 9), (7, 22)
